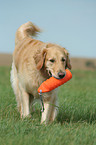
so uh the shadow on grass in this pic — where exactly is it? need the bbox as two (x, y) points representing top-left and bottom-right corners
(30, 103), (96, 124)
(1, 102), (96, 125)
(57, 105), (96, 124)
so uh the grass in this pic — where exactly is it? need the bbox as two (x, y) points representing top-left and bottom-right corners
(0, 66), (96, 145)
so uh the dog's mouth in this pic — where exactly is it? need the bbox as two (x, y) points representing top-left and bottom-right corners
(48, 70), (52, 77)
(48, 70), (66, 79)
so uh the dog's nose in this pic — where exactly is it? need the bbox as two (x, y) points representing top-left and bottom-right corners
(58, 72), (66, 79)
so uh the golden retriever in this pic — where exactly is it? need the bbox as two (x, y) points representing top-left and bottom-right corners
(11, 22), (71, 123)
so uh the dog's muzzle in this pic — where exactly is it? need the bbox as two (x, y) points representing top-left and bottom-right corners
(58, 72), (66, 79)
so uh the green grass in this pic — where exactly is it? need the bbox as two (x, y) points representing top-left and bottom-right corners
(0, 66), (96, 145)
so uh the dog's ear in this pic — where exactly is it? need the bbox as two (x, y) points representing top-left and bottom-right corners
(34, 48), (47, 70)
(34, 43), (54, 70)
(64, 48), (72, 70)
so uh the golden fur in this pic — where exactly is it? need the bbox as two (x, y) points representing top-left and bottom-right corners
(11, 21), (71, 123)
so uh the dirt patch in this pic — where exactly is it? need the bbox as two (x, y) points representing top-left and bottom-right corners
(71, 57), (96, 70)
(0, 53), (12, 66)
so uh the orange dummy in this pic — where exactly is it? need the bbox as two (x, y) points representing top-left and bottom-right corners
(38, 69), (72, 112)
(38, 69), (72, 93)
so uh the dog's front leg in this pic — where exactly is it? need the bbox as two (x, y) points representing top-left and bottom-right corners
(41, 102), (51, 124)
(41, 92), (58, 124)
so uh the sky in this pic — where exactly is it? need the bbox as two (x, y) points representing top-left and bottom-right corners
(0, 0), (96, 58)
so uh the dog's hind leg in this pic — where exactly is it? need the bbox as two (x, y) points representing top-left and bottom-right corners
(10, 63), (24, 118)
(19, 84), (30, 118)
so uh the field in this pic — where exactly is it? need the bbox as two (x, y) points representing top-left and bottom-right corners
(0, 53), (96, 70)
(0, 66), (96, 145)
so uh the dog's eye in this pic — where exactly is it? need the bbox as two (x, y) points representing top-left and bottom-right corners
(49, 59), (55, 63)
(61, 58), (65, 62)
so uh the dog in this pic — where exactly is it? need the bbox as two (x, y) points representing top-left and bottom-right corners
(10, 22), (71, 123)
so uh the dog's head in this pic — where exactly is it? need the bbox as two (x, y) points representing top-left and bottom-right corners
(34, 43), (71, 79)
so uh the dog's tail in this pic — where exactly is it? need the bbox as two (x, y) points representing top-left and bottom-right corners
(15, 21), (41, 46)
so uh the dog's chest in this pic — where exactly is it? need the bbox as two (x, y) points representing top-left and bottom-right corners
(25, 72), (46, 98)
